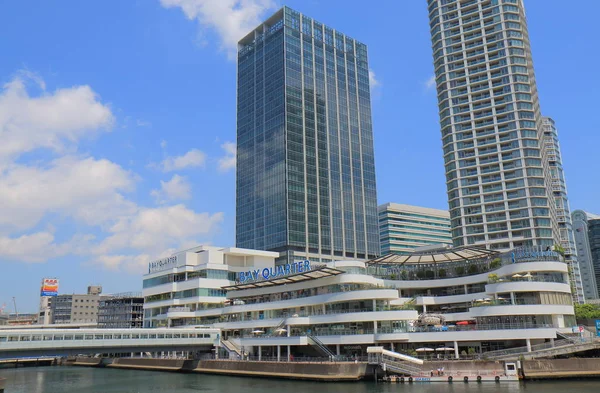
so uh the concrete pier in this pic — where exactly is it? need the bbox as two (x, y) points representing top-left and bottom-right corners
(73, 357), (371, 381)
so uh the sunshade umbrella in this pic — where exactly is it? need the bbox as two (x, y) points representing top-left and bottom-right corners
(275, 328), (287, 334)
(415, 347), (434, 352)
(523, 272), (533, 278)
(512, 273), (522, 278)
(436, 347), (455, 351)
(456, 321), (470, 325)
(252, 330), (265, 334)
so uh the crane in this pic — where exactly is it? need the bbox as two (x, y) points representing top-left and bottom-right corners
(12, 297), (18, 318)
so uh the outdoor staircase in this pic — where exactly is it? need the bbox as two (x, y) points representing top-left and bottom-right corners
(221, 339), (243, 360)
(482, 337), (600, 361)
(307, 335), (335, 358)
(272, 318), (287, 335)
(367, 347), (423, 376)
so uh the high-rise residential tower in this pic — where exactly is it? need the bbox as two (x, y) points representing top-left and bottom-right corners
(572, 210), (600, 300)
(427, 0), (561, 251)
(236, 7), (379, 264)
(542, 117), (583, 302)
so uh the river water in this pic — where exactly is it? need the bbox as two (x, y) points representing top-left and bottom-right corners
(1, 367), (599, 393)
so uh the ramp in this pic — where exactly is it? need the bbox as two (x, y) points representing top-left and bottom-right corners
(367, 346), (423, 376)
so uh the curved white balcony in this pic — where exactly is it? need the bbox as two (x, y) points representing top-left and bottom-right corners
(214, 310), (418, 331)
(485, 281), (571, 294)
(223, 289), (400, 314)
(384, 261), (568, 290)
(468, 304), (574, 317)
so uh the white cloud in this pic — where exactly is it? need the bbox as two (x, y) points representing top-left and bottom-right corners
(91, 205), (223, 270)
(0, 232), (94, 263)
(0, 73), (113, 164)
(369, 69), (380, 89)
(425, 75), (436, 89)
(159, 0), (277, 59)
(0, 156), (137, 232)
(0, 71), (224, 271)
(218, 141), (236, 172)
(151, 174), (191, 203)
(160, 140), (167, 149)
(159, 149), (206, 172)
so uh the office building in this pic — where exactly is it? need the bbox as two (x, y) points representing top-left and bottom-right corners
(98, 292), (144, 329)
(50, 286), (104, 325)
(541, 117), (582, 302)
(236, 6), (379, 265)
(428, 0), (561, 251)
(378, 203), (452, 254)
(572, 210), (600, 300)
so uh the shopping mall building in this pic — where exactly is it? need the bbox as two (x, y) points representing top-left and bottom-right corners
(142, 245), (575, 359)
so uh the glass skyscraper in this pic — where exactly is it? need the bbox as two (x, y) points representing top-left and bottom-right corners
(427, 0), (562, 251)
(236, 7), (379, 264)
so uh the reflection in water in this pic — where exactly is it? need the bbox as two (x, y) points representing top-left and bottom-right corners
(0, 367), (598, 393)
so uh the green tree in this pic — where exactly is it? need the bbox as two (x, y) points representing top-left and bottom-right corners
(490, 258), (502, 269)
(553, 244), (566, 257)
(575, 303), (600, 320)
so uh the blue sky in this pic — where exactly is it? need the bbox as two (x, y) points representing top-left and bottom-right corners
(0, 0), (598, 312)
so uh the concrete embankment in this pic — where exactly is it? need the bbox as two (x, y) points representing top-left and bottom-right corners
(192, 359), (369, 381)
(73, 357), (371, 381)
(523, 358), (600, 379)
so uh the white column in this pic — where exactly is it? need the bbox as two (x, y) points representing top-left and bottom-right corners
(423, 304), (427, 313)
(374, 321), (378, 334)
(258, 346), (262, 361)
(336, 344), (341, 356)
(390, 342), (394, 352)
(287, 325), (291, 337)
(322, 304), (326, 315)
(526, 338), (532, 352)
(510, 292), (516, 305)
(454, 341), (459, 359)
(277, 345), (281, 362)
(550, 338), (555, 347)
(287, 345), (291, 361)
(372, 299), (377, 311)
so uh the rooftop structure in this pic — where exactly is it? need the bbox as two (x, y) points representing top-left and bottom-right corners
(378, 203), (452, 255)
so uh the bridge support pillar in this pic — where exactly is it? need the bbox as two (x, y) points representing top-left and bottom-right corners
(526, 338), (532, 352)
(454, 341), (459, 359)
(277, 345), (281, 362)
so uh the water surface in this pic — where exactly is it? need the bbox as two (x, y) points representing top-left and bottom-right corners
(1, 367), (599, 393)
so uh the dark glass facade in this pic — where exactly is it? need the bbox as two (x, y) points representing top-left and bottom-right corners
(236, 7), (379, 264)
(588, 219), (600, 296)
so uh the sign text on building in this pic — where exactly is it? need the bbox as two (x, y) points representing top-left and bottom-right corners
(148, 256), (178, 274)
(238, 260), (311, 283)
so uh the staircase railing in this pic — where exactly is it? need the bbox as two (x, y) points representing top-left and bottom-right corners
(381, 357), (422, 375)
(221, 339), (242, 359)
(307, 335), (335, 358)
